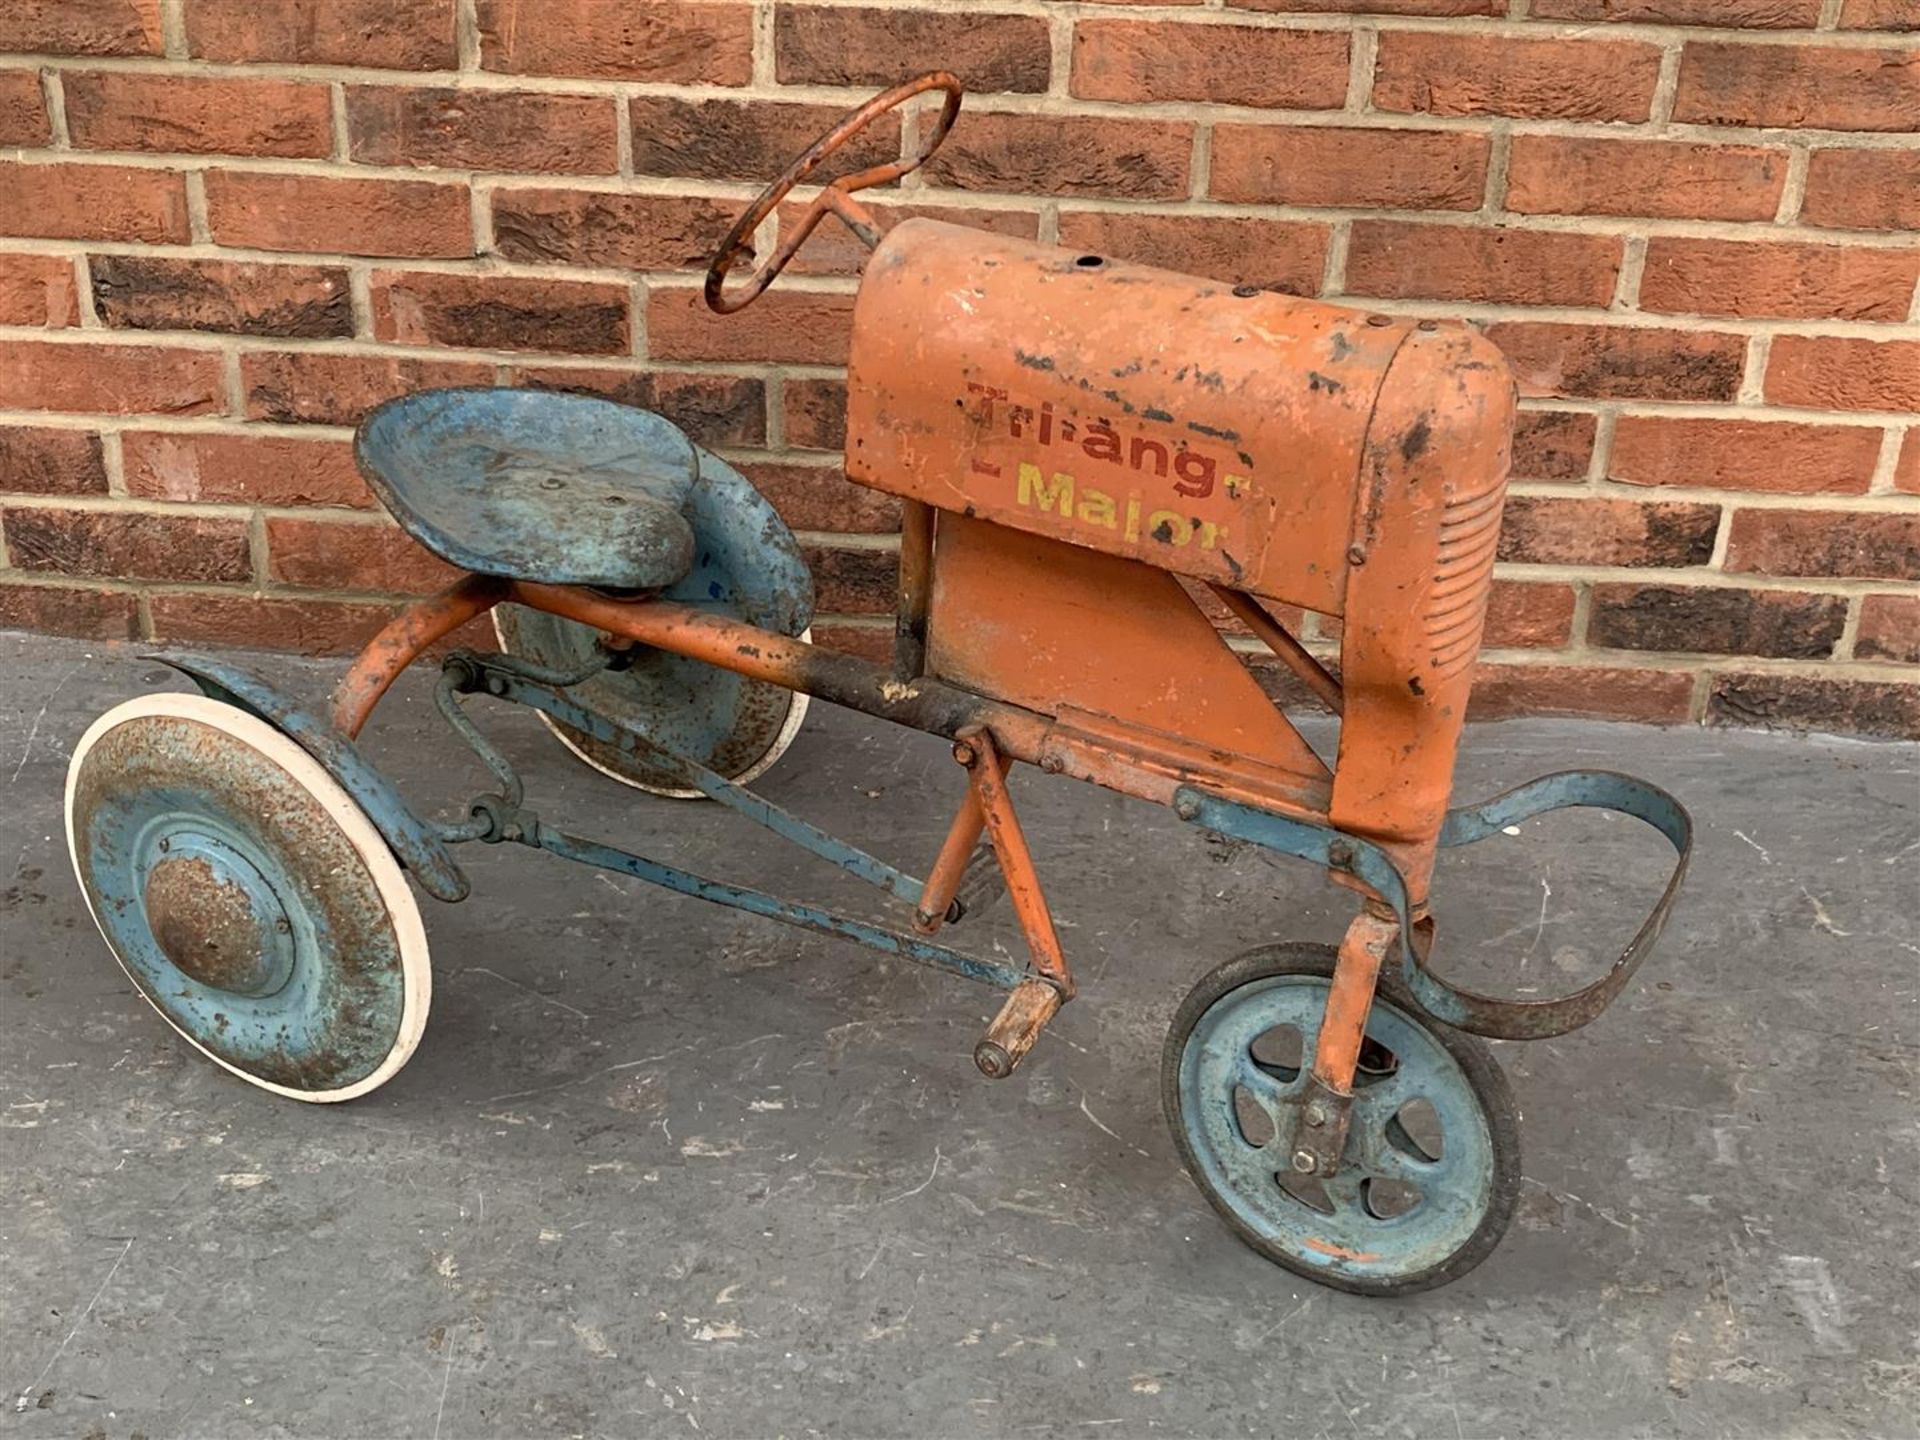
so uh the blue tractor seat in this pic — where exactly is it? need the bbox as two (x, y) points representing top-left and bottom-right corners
(353, 388), (701, 591)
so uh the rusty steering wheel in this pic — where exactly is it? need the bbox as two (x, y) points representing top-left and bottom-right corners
(703, 72), (964, 315)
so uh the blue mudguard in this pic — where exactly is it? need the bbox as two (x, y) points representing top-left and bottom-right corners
(149, 654), (470, 903)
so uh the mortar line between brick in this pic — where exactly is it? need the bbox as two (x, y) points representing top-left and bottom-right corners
(1775, 145), (1813, 225)
(1344, 26), (1377, 115)
(69, 254), (99, 328)
(18, 177), (1920, 249)
(468, 184), (491, 259)
(1510, 479), (1918, 510)
(1188, 127), (1212, 203)
(455, 0), (481, 72)
(1833, 594), (1864, 661)
(3, 68), (1917, 133)
(1567, 580), (1593, 649)
(1738, 333), (1773, 403)
(219, 347), (244, 417)
(763, 373), (785, 451)
(14, 277), (1920, 342)
(615, 96), (634, 178)
(99, 430), (125, 498)
(1684, 670), (1711, 724)
(347, 265), (374, 340)
(1649, 44), (1683, 130)
(1321, 221), (1350, 296)
(1049, 8), (1074, 99)
(182, 169), (211, 244)
(1612, 239), (1648, 312)
(751, 0), (776, 88)
(1867, 426), (1906, 494)
(8, 6), (1909, 53)
(1588, 409), (1619, 483)
(39, 69), (69, 148)
(1480, 125), (1512, 217)
(329, 83), (350, 163)
(157, 0), (187, 61)
(1707, 506), (1735, 570)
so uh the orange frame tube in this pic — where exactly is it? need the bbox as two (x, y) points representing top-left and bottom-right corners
(331, 574), (510, 739)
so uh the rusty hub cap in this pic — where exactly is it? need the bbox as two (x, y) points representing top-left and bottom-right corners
(141, 836), (295, 997)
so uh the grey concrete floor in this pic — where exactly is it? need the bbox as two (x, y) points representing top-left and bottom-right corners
(1, 629), (1915, 1440)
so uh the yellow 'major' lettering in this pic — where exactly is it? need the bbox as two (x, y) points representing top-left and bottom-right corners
(1077, 487), (1118, 528)
(1016, 463), (1073, 515)
(1147, 509), (1190, 546)
(1015, 462), (1224, 550)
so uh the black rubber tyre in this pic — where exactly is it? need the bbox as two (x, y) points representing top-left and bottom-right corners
(1160, 941), (1522, 1296)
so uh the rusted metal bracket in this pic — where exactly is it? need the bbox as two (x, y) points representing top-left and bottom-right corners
(1204, 583), (1344, 716)
(952, 727), (1075, 1078)
(1288, 909), (1398, 1178)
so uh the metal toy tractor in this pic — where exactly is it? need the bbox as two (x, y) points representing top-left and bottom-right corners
(66, 75), (1689, 1295)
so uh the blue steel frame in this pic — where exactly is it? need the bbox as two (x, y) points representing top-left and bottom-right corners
(432, 648), (1026, 995)
(154, 643), (1690, 1045)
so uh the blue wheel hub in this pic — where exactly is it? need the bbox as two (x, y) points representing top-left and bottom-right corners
(141, 831), (295, 998)
(1176, 971), (1503, 1287)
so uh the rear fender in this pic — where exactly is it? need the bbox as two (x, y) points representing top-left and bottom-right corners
(150, 654), (470, 903)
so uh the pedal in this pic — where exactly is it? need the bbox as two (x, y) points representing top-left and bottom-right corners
(974, 978), (1065, 1079)
(946, 842), (1006, 924)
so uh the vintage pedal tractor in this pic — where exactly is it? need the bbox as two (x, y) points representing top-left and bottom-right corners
(66, 75), (1689, 1294)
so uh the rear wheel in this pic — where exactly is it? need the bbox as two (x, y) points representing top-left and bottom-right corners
(494, 445), (814, 798)
(1162, 942), (1520, 1295)
(66, 692), (430, 1102)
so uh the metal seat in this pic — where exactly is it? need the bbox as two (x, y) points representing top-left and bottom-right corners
(353, 388), (699, 591)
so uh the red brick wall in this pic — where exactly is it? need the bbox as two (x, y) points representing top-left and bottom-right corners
(1, 0), (1915, 737)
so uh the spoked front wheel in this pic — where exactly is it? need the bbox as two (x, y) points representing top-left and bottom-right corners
(66, 692), (430, 1101)
(1163, 943), (1519, 1295)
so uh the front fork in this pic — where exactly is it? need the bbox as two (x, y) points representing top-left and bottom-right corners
(1288, 905), (1415, 1179)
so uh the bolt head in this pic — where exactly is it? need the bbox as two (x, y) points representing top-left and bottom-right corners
(1173, 795), (1200, 822)
(1291, 1149), (1317, 1174)
(951, 740), (977, 768)
(1346, 543), (1368, 566)
(1304, 1103), (1327, 1128)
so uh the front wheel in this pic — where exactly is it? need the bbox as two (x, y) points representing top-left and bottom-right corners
(1162, 942), (1519, 1295)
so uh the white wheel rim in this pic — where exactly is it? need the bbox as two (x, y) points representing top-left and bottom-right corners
(66, 692), (431, 1103)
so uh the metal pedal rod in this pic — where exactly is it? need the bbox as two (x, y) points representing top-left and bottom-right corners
(522, 820), (1028, 992)
(462, 656), (930, 907)
(949, 841), (1008, 922)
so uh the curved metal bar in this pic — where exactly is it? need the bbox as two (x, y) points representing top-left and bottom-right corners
(704, 71), (964, 314)
(331, 573), (510, 739)
(1173, 769), (1692, 1041)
